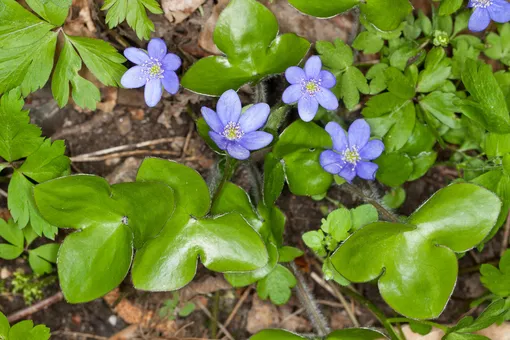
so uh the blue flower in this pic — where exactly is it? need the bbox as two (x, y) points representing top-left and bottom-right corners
(121, 38), (182, 107)
(468, 0), (510, 32)
(202, 90), (273, 160)
(320, 120), (384, 182)
(282, 56), (339, 122)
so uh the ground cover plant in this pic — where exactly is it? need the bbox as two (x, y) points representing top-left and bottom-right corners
(1, 0), (510, 339)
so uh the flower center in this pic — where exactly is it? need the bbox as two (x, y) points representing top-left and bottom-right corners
(301, 79), (321, 96)
(222, 122), (244, 141)
(141, 58), (164, 81)
(342, 146), (361, 165)
(472, 0), (492, 8)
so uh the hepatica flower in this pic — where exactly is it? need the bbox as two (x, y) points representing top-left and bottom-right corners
(202, 90), (273, 160)
(282, 56), (338, 122)
(320, 120), (384, 182)
(468, 0), (510, 32)
(121, 38), (182, 107)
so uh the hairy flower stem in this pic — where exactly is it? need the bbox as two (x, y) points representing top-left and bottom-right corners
(211, 156), (236, 203)
(254, 81), (268, 103)
(343, 183), (399, 223)
(387, 317), (448, 332)
(287, 262), (330, 337)
(336, 285), (402, 340)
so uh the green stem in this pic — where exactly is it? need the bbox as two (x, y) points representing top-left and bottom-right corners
(343, 183), (399, 223)
(336, 285), (403, 340)
(387, 317), (448, 332)
(211, 156), (236, 203)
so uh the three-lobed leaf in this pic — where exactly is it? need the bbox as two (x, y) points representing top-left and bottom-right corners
(480, 251), (510, 297)
(25, 0), (72, 26)
(331, 184), (501, 319)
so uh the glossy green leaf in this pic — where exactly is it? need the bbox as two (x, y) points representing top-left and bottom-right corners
(250, 329), (304, 340)
(439, 0), (463, 16)
(8, 320), (50, 340)
(461, 59), (510, 133)
(352, 31), (384, 54)
(51, 36), (101, 110)
(28, 243), (60, 275)
(0, 218), (24, 260)
(257, 264), (296, 305)
(338, 66), (369, 110)
(25, 0), (72, 26)
(0, 312), (8, 338)
(375, 152), (413, 187)
(316, 39), (353, 71)
(484, 24), (510, 66)
(480, 250), (510, 297)
(409, 151), (437, 181)
(419, 92), (461, 129)
(102, 0), (163, 40)
(18, 139), (70, 182)
(331, 183), (501, 319)
(0, 89), (43, 162)
(366, 63), (389, 95)
(278, 246), (303, 263)
(321, 208), (351, 241)
(287, 0), (359, 18)
(483, 133), (510, 158)
(264, 153), (285, 207)
(274, 121), (332, 158)
(417, 47), (452, 93)
(385, 67), (415, 100)
(351, 204), (379, 231)
(383, 187), (406, 209)
(326, 328), (387, 339)
(182, 0), (310, 95)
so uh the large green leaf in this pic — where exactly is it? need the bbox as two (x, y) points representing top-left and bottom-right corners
(25, 0), (72, 26)
(288, 0), (359, 18)
(181, 0), (310, 95)
(34, 175), (175, 302)
(250, 328), (386, 340)
(331, 184), (501, 319)
(0, 218), (24, 260)
(273, 121), (333, 196)
(131, 158), (268, 291)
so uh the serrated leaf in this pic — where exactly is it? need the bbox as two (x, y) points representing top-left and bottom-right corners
(0, 218), (24, 260)
(182, 0), (310, 96)
(366, 63), (389, 94)
(131, 158), (268, 291)
(25, 0), (72, 26)
(28, 243), (60, 276)
(352, 31), (384, 54)
(316, 39), (353, 70)
(338, 66), (369, 110)
(331, 183), (501, 319)
(102, 0), (163, 40)
(419, 92), (461, 129)
(257, 264), (296, 305)
(0, 89), (43, 162)
(480, 250), (510, 297)
(278, 246), (303, 263)
(484, 24), (510, 66)
(51, 36), (100, 110)
(417, 47), (452, 93)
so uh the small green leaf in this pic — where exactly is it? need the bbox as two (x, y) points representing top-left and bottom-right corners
(29, 243), (60, 275)
(419, 92), (461, 129)
(480, 250), (510, 297)
(278, 246), (303, 263)
(332, 183), (501, 319)
(483, 133), (510, 158)
(383, 187), (406, 209)
(0, 219), (24, 260)
(417, 47), (452, 93)
(287, 0), (359, 18)
(337, 66), (369, 110)
(51, 36), (101, 110)
(68, 36), (127, 87)
(264, 153), (285, 207)
(182, 0), (310, 95)
(484, 24), (510, 66)
(366, 63), (389, 95)
(257, 264), (297, 305)
(8, 320), (50, 340)
(25, 0), (72, 26)
(0, 89), (43, 162)
(0, 311), (9, 338)
(316, 39), (353, 71)
(360, 0), (412, 32)
(439, 0), (463, 16)
(302, 230), (325, 251)
(375, 152), (414, 187)
(250, 329), (305, 340)
(178, 302), (195, 317)
(326, 328), (387, 340)
(409, 321), (432, 335)
(102, 0), (163, 40)
(351, 204), (379, 231)
(321, 208), (351, 242)
(384, 67), (415, 100)
(352, 31), (384, 54)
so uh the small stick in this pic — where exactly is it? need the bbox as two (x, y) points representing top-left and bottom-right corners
(70, 137), (181, 160)
(216, 287), (252, 339)
(52, 330), (108, 340)
(0, 188), (7, 198)
(501, 211), (510, 256)
(71, 150), (182, 162)
(181, 122), (195, 161)
(7, 292), (63, 323)
(194, 300), (235, 340)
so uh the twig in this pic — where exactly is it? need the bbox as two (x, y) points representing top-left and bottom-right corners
(70, 137), (181, 160)
(52, 330), (108, 340)
(287, 263), (330, 337)
(216, 287), (252, 339)
(71, 150), (183, 162)
(194, 300), (235, 340)
(501, 211), (510, 256)
(0, 188), (7, 198)
(7, 292), (63, 323)
(309, 272), (359, 327)
(343, 183), (399, 223)
(278, 308), (305, 326)
(181, 122), (195, 161)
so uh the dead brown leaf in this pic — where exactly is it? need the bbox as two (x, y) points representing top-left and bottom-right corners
(162, 0), (207, 24)
(64, 0), (96, 37)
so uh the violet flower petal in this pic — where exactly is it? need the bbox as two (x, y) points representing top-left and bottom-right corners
(469, 8), (491, 32)
(202, 107), (224, 133)
(282, 84), (302, 104)
(162, 70), (179, 94)
(304, 56), (322, 79)
(319, 70), (336, 89)
(162, 53), (182, 71)
(227, 142), (250, 160)
(359, 140), (385, 160)
(148, 38), (167, 60)
(285, 67), (305, 84)
(488, 0), (510, 23)
(210, 131), (228, 150)
(217, 90), (242, 125)
(121, 66), (146, 88)
(239, 131), (273, 150)
(320, 150), (345, 175)
(325, 122), (348, 153)
(124, 48), (149, 65)
(348, 119), (370, 149)
(338, 166), (357, 182)
(297, 96), (319, 122)
(356, 161), (379, 180)
(316, 88), (339, 111)
(238, 103), (270, 133)
(144, 79), (163, 107)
